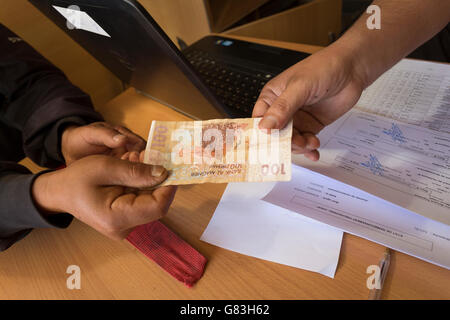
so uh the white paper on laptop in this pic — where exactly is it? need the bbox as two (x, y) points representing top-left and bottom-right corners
(200, 182), (343, 278)
(263, 165), (450, 269)
(293, 59), (450, 226)
(53, 5), (111, 38)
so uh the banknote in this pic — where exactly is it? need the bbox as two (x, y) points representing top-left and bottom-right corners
(144, 118), (292, 186)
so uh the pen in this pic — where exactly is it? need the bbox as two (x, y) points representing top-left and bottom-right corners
(368, 248), (391, 300)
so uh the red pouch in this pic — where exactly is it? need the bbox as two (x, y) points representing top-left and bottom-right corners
(127, 221), (207, 288)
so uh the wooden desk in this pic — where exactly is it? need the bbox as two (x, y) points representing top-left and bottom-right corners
(1, 37), (449, 300)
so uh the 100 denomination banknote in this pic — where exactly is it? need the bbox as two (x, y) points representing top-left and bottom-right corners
(144, 118), (292, 186)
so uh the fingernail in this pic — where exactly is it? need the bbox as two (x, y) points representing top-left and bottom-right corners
(113, 134), (126, 142)
(292, 145), (303, 154)
(259, 116), (278, 130)
(130, 151), (140, 163)
(151, 165), (165, 177)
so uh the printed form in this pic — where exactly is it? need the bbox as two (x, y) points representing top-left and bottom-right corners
(263, 165), (450, 269)
(293, 59), (450, 226)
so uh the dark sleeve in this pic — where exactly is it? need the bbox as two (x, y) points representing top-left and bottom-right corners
(408, 24), (450, 62)
(0, 24), (104, 168)
(0, 24), (104, 250)
(0, 162), (73, 251)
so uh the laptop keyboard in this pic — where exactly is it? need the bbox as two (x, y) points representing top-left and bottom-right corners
(185, 50), (276, 117)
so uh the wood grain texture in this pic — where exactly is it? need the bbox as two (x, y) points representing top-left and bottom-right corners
(0, 0), (123, 107)
(226, 0), (342, 46)
(139, 0), (272, 46)
(139, 0), (211, 46)
(3, 39), (449, 300)
(208, 0), (271, 32)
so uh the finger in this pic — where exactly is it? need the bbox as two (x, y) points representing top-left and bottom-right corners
(111, 193), (164, 228)
(111, 146), (128, 159)
(112, 186), (177, 227)
(129, 151), (140, 163)
(252, 85), (279, 118)
(292, 128), (307, 150)
(92, 122), (113, 128)
(292, 146), (305, 155)
(292, 144), (308, 155)
(303, 133), (320, 150)
(252, 99), (269, 119)
(121, 151), (131, 161)
(259, 82), (311, 130)
(151, 186), (177, 215)
(82, 125), (127, 149)
(304, 150), (320, 161)
(139, 150), (145, 163)
(114, 126), (146, 152)
(92, 156), (168, 188)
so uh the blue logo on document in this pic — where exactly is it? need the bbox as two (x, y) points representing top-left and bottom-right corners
(361, 154), (384, 176)
(383, 123), (406, 143)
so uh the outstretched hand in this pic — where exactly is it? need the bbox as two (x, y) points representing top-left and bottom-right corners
(253, 48), (366, 161)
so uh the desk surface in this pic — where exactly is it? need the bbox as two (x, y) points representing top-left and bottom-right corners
(1, 36), (449, 299)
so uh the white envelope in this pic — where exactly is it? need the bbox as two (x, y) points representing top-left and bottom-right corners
(201, 181), (343, 278)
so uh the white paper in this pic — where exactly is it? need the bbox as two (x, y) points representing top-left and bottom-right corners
(201, 182), (343, 278)
(264, 165), (450, 269)
(53, 5), (111, 38)
(294, 59), (450, 225)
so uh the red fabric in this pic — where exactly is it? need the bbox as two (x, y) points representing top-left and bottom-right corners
(127, 221), (207, 288)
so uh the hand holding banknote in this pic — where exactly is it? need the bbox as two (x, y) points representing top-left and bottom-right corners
(32, 155), (176, 240)
(141, 118), (293, 186)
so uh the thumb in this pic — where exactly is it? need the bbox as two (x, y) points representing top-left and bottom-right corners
(258, 81), (312, 130)
(81, 125), (128, 149)
(92, 156), (168, 188)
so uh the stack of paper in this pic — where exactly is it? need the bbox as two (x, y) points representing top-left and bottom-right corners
(268, 59), (450, 269)
(294, 59), (450, 226)
(264, 165), (450, 269)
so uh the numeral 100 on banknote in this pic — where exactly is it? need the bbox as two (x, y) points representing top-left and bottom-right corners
(144, 118), (293, 186)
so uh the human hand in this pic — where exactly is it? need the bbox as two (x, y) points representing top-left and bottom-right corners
(61, 122), (146, 165)
(32, 155), (177, 240)
(252, 47), (366, 161)
(120, 149), (146, 163)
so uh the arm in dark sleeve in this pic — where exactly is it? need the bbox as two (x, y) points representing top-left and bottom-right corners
(0, 24), (103, 168)
(0, 162), (72, 251)
(0, 24), (105, 250)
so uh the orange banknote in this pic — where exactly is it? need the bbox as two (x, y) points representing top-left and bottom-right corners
(144, 118), (292, 186)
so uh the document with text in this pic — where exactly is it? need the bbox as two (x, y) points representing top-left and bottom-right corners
(263, 165), (450, 269)
(294, 59), (450, 225)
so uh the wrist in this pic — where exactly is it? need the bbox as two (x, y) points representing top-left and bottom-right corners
(325, 38), (371, 92)
(31, 171), (64, 215)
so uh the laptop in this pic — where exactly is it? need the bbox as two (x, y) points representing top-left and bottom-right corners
(29, 0), (310, 119)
